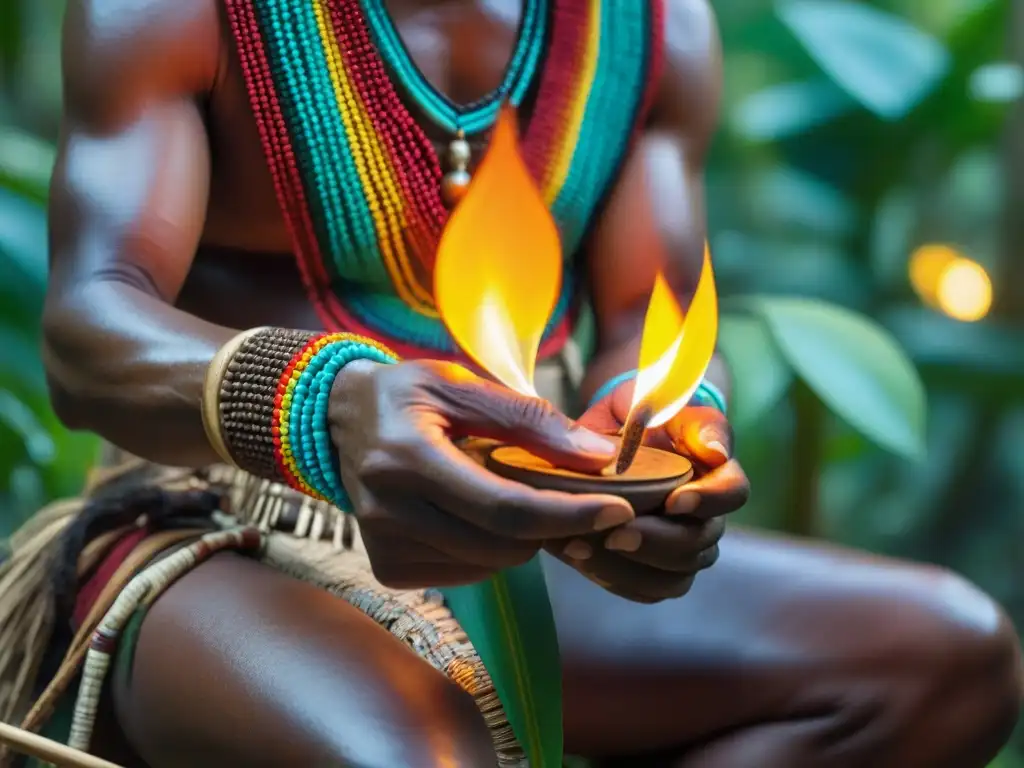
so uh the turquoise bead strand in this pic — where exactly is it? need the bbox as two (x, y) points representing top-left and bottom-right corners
(359, 0), (549, 135)
(288, 340), (399, 509)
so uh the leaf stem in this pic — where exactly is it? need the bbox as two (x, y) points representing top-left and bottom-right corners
(787, 379), (825, 536)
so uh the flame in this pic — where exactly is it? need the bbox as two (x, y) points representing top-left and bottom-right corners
(631, 246), (719, 428)
(434, 106), (562, 396)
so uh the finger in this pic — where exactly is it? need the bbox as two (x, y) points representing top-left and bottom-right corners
(430, 376), (617, 473)
(664, 459), (750, 519)
(368, 547), (496, 589)
(358, 480), (537, 571)
(552, 546), (696, 603)
(372, 433), (634, 540)
(373, 494), (539, 570)
(669, 407), (733, 467)
(608, 379), (637, 423)
(601, 516), (724, 572)
(359, 515), (502, 588)
(575, 402), (623, 435)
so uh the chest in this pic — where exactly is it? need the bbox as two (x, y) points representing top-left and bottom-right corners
(205, 0), (521, 244)
(216, 0), (661, 354)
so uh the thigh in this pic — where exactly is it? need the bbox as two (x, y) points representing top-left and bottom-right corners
(111, 552), (497, 768)
(549, 526), (1004, 758)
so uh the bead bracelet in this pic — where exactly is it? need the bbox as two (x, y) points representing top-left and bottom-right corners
(586, 369), (729, 415)
(202, 328), (399, 509)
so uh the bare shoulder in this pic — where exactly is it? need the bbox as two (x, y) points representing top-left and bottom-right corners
(63, 0), (223, 127)
(652, 0), (722, 154)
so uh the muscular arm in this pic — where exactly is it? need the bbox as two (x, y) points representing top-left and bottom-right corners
(582, 0), (728, 404)
(42, 0), (232, 466)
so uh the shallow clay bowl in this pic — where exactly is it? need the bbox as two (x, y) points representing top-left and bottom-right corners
(486, 438), (693, 515)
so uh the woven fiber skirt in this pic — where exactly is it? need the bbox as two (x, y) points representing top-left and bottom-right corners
(0, 449), (532, 768)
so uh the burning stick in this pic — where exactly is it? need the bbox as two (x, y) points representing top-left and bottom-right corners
(605, 404), (654, 476)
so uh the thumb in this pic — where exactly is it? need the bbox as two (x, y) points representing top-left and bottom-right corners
(672, 407), (733, 468)
(444, 379), (617, 472)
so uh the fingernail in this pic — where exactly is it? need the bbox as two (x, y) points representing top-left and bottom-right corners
(563, 539), (593, 560)
(569, 427), (617, 456)
(667, 491), (700, 516)
(705, 440), (730, 461)
(605, 528), (642, 553)
(593, 504), (633, 531)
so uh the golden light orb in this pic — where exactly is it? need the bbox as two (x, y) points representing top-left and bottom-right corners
(936, 258), (993, 322)
(909, 243), (959, 307)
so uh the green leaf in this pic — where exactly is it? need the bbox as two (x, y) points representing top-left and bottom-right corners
(753, 297), (927, 459)
(0, 126), (55, 205)
(0, 185), (48, 288)
(731, 78), (857, 142)
(440, 559), (563, 767)
(969, 62), (1024, 103)
(747, 166), (856, 237)
(777, 0), (950, 120)
(718, 313), (792, 429)
(0, 389), (53, 466)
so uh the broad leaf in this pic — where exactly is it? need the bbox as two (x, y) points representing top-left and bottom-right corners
(747, 167), (856, 237)
(754, 297), (926, 459)
(440, 558), (562, 767)
(718, 313), (792, 429)
(731, 78), (857, 141)
(0, 127), (55, 206)
(777, 0), (950, 120)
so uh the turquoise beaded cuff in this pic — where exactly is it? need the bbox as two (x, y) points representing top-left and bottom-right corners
(691, 379), (728, 414)
(586, 369), (728, 415)
(207, 327), (399, 509)
(587, 369), (638, 409)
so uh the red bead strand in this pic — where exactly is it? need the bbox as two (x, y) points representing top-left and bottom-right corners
(225, 0), (351, 330)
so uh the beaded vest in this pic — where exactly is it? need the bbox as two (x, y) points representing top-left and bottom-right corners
(223, 0), (665, 359)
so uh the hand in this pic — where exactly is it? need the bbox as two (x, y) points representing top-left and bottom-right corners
(329, 359), (635, 589)
(546, 378), (750, 603)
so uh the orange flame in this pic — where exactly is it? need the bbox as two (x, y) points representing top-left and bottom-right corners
(631, 246), (719, 427)
(434, 106), (562, 396)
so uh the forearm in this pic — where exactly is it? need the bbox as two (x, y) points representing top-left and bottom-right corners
(43, 279), (237, 466)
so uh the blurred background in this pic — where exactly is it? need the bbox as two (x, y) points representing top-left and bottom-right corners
(1, 0), (1023, 763)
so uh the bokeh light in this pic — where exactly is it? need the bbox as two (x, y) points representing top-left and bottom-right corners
(909, 244), (959, 306)
(908, 244), (993, 322)
(936, 258), (993, 322)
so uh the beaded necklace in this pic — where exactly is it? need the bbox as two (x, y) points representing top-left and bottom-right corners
(360, 0), (547, 135)
(224, 0), (664, 359)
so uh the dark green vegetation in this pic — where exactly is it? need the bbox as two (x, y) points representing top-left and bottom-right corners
(3, 0), (1023, 763)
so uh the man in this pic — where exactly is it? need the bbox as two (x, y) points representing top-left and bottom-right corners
(1, 0), (1020, 765)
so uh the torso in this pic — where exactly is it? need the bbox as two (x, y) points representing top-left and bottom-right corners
(178, 0), (660, 353)
(183, 0), (526, 330)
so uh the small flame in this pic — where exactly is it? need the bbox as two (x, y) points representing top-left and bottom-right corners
(631, 246), (719, 428)
(434, 106), (562, 396)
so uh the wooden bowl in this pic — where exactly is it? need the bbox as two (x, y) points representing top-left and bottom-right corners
(486, 438), (692, 515)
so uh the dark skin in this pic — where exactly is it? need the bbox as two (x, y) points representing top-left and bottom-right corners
(43, 0), (1022, 765)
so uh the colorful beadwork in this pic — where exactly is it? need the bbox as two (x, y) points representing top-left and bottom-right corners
(359, 0), (547, 135)
(222, 0), (664, 359)
(217, 328), (399, 508)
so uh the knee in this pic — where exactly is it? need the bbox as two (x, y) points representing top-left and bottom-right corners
(278, 644), (499, 768)
(870, 567), (1023, 757)
(915, 569), (1021, 728)
(114, 552), (499, 768)
(378, 669), (499, 768)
